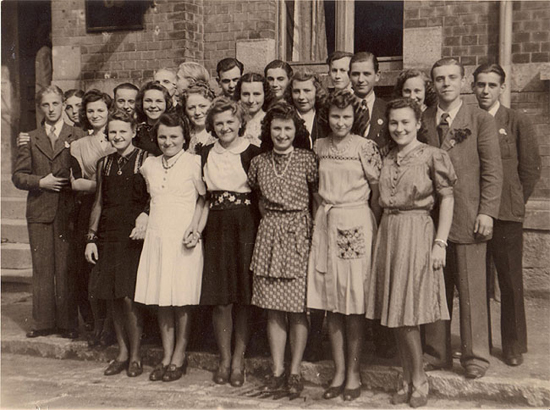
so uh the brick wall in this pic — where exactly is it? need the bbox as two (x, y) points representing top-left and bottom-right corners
(512, 1), (550, 64)
(52, 0), (204, 88)
(203, 0), (276, 78)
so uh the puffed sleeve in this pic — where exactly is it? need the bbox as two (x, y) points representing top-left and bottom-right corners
(247, 155), (260, 191)
(358, 139), (382, 185)
(192, 154), (206, 196)
(305, 150), (319, 193)
(431, 148), (457, 197)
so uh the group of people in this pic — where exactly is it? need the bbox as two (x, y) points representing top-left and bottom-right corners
(13, 50), (541, 407)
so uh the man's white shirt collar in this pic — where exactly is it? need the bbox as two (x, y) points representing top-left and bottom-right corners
(436, 99), (463, 127)
(488, 101), (500, 117)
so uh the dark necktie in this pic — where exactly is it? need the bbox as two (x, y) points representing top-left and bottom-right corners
(361, 99), (370, 136)
(437, 113), (450, 145)
(48, 127), (57, 149)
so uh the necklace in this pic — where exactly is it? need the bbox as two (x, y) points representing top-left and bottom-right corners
(271, 150), (294, 178)
(329, 134), (352, 155)
(162, 151), (183, 170)
(116, 149), (136, 175)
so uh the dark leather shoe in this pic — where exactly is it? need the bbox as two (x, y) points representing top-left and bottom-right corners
(262, 371), (286, 391)
(149, 363), (168, 381)
(323, 384), (345, 400)
(409, 380), (429, 408)
(26, 328), (55, 338)
(229, 367), (245, 387)
(60, 329), (79, 339)
(162, 358), (188, 382)
(213, 365), (230, 385)
(343, 385), (362, 401)
(104, 359), (129, 376)
(127, 361), (143, 377)
(504, 353), (523, 367)
(464, 365), (486, 379)
(287, 374), (304, 396)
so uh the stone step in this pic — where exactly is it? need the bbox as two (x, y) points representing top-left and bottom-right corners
(1, 176), (26, 198)
(1, 219), (29, 244)
(1, 243), (31, 269)
(1, 268), (32, 285)
(1, 197), (27, 219)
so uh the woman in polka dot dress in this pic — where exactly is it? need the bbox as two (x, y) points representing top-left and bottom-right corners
(247, 102), (318, 397)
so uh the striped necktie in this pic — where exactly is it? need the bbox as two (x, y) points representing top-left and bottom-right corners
(437, 113), (450, 145)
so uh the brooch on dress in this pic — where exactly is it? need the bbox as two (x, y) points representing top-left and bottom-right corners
(64, 141), (71, 149)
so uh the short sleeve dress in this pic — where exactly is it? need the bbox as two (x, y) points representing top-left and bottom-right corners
(89, 148), (149, 300)
(365, 143), (457, 327)
(247, 148), (318, 313)
(307, 135), (382, 315)
(199, 139), (261, 306)
(134, 151), (206, 307)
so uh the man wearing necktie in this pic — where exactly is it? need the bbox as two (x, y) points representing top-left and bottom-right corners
(422, 58), (503, 379)
(12, 85), (84, 339)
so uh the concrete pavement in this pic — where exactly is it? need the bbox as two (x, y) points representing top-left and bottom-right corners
(1, 289), (549, 407)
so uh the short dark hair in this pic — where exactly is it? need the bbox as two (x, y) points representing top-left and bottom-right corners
(326, 51), (354, 68)
(264, 59), (293, 79)
(106, 109), (138, 135)
(135, 81), (173, 123)
(472, 63), (506, 84)
(350, 52), (379, 73)
(233, 72), (274, 112)
(430, 57), (465, 80)
(287, 70), (328, 111)
(259, 101), (311, 153)
(153, 112), (190, 150)
(113, 83), (139, 97)
(216, 58), (244, 77)
(393, 69), (437, 108)
(79, 89), (113, 130)
(205, 96), (246, 137)
(386, 97), (423, 122)
(319, 89), (368, 136)
(63, 89), (84, 101)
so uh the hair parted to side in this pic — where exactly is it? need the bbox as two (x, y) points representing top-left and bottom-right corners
(264, 59), (294, 79)
(63, 89), (84, 101)
(36, 85), (64, 106)
(386, 97), (423, 122)
(205, 96), (247, 138)
(106, 109), (138, 135)
(216, 57), (244, 76)
(135, 81), (174, 123)
(234, 72), (274, 112)
(79, 89), (113, 130)
(153, 112), (190, 151)
(287, 70), (328, 111)
(318, 89), (367, 136)
(177, 61), (210, 85)
(350, 51), (379, 73)
(393, 69), (438, 108)
(259, 101), (311, 153)
(326, 50), (353, 67)
(472, 63), (506, 84)
(430, 57), (465, 79)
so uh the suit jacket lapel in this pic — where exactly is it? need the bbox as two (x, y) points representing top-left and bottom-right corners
(440, 103), (468, 151)
(423, 107), (440, 148)
(52, 124), (73, 159)
(494, 105), (510, 132)
(34, 127), (55, 160)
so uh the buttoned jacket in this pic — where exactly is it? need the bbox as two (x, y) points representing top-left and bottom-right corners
(357, 97), (390, 149)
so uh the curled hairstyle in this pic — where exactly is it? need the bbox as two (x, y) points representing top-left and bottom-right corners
(63, 89), (84, 101)
(393, 69), (437, 108)
(205, 96), (246, 138)
(431, 57), (464, 79)
(264, 59), (293, 79)
(36, 85), (64, 106)
(319, 89), (368, 136)
(386, 97), (426, 143)
(472, 63), (506, 83)
(177, 62), (210, 86)
(259, 101), (311, 153)
(287, 70), (328, 111)
(180, 81), (216, 131)
(79, 89), (113, 131)
(106, 109), (138, 136)
(233, 72), (274, 112)
(153, 112), (190, 151)
(135, 81), (174, 124)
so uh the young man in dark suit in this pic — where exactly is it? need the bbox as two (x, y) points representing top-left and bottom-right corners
(472, 63), (541, 367)
(13, 85), (84, 339)
(422, 58), (503, 379)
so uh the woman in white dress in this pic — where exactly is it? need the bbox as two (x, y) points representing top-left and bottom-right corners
(134, 112), (206, 383)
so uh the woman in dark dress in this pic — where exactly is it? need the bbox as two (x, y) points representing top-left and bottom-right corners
(85, 111), (149, 377)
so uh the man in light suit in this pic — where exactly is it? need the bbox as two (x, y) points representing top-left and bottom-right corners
(13, 85), (84, 339)
(472, 63), (540, 367)
(422, 58), (503, 379)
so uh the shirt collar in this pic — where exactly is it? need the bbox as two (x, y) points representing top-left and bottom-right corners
(298, 109), (316, 133)
(436, 99), (462, 126)
(212, 137), (250, 155)
(45, 118), (64, 137)
(362, 91), (376, 113)
(488, 101), (500, 117)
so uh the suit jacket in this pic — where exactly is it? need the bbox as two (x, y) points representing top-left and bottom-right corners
(309, 113), (328, 148)
(12, 123), (84, 223)
(493, 105), (541, 222)
(424, 102), (503, 244)
(357, 97), (389, 149)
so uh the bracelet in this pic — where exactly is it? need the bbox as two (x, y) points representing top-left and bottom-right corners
(434, 239), (447, 248)
(86, 232), (98, 243)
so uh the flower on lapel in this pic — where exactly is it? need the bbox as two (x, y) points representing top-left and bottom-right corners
(450, 128), (471, 145)
(377, 118), (383, 126)
(64, 141), (71, 149)
(194, 142), (204, 153)
(499, 128), (507, 136)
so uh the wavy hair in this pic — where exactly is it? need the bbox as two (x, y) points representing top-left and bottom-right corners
(134, 81), (173, 124)
(106, 109), (138, 135)
(205, 96), (246, 138)
(233, 72), (274, 112)
(318, 89), (367, 136)
(393, 69), (437, 109)
(79, 89), (113, 131)
(259, 101), (311, 153)
(152, 112), (190, 151)
(386, 97), (427, 143)
(287, 70), (328, 112)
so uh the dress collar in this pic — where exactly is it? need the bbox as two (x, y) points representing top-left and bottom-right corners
(212, 137), (250, 154)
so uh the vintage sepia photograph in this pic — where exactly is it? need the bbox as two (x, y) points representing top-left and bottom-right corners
(1, 0), (549, 409)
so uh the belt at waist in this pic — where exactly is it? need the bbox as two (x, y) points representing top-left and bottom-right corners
(208, 191), (252, 210)
(383, 209), (430, 215)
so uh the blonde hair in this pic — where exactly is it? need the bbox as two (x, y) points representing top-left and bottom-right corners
(177, 62), (210, 85)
